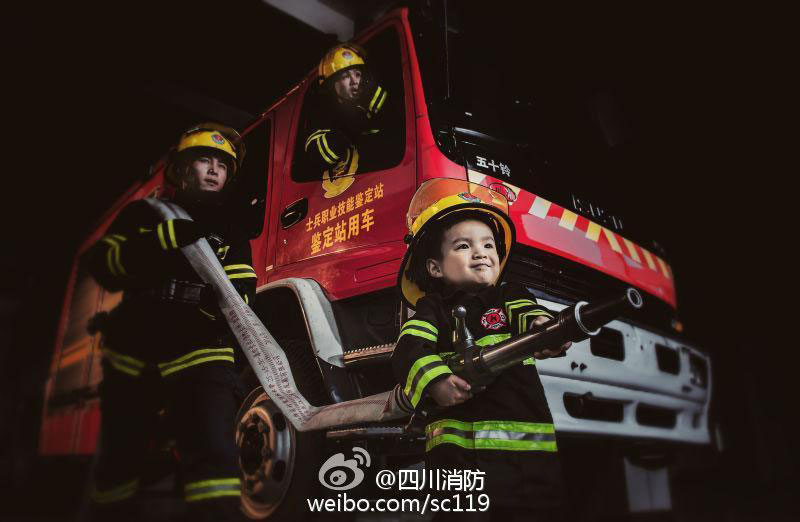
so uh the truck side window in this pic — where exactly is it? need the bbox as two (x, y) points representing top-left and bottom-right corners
(292, 26), (405, 182)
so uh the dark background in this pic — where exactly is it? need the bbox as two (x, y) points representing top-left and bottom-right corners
(2, 1), (793, 520)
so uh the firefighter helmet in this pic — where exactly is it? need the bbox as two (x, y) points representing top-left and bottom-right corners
(165, 123), (246, 186)
(317, 44), (367, 84)
(398, 179), (516, 309)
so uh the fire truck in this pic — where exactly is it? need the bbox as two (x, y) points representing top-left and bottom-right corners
(40, 5), (711, 520)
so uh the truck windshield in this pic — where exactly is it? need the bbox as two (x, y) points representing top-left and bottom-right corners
(410, 4), (658, 249)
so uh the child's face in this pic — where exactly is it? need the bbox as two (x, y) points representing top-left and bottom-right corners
(427, 219), (500, 292)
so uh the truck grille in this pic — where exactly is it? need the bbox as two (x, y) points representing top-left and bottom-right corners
(655, 344), (680, 374)
(590, 328), (625, 361)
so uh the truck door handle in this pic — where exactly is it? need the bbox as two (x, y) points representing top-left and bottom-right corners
(280, 198), (308, 229)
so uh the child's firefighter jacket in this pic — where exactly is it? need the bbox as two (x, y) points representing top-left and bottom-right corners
(391, 282), (565, 508)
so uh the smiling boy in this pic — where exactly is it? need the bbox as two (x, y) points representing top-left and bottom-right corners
(392, 179), (570, 520)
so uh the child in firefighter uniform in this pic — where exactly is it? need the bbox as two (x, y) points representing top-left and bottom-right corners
(302, 43), (392, 185)
(85, 124), (255, 521)
(391, 179), (570, 520)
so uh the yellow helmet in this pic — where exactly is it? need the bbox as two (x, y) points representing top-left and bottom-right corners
(317, 44), (367, 84)
(398, 179), (516, 309)
(165, 123), (245, 186)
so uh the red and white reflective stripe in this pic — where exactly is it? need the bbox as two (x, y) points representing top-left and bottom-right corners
(467, 170), (675, 306)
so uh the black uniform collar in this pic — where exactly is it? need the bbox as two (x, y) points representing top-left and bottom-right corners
(440, 284), (503, 308)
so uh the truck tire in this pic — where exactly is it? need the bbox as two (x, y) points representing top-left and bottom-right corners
(235, 340), (329, 520)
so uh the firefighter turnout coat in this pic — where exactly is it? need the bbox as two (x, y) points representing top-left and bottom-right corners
(391, 282), (566, 509)
(303, 77), (390, 178)
(85, 196), (255, 521)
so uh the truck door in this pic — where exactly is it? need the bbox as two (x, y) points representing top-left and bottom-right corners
(272, 20), (416, 291)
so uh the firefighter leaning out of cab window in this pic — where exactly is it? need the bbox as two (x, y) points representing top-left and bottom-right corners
(85, 124), (256, 522)
(303, 43), (391, 180)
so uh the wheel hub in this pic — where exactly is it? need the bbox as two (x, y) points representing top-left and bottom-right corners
(235, 388), (296, 519)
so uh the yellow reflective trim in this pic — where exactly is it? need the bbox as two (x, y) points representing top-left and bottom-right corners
(159, 356), (234, 377)
(103, 348), (145, 368)
(398, 329), (437, 342)
(315, 138), (335, 164)
(404, 354), (445, 396)
(199, 308), (217, 320)
(369, 86), (382, 112)
(228, 273), (257, 279)
(156, 222), (168, 250)
(425, 419), (557, 452)
(375, 89), (388, 112)
(426, 433), (557, 452)
(106, 244), (117, 277)
(505, 299), (536, 326)
(321, 134), (339, 160)
(158, 348), (235, 377)
(159, 347), (233, 367)
(158, 348), (233, 368)
(402, 319), (438, 335)
(223, 264), (253, 271)
(102, 236), (120, 276)
(167, 219), (178, 249)
(244, 294), (249, 305)
(102, 236), (126, 276)
(475, 334), (511, 347)
(410, 365), (452, 407)
(108, 361), (141, 377)
(519, 310), (553, 333)
(186, 478), (241, 490)
(305, 129), (330, 149)
(113, 244), (126, 276)
(102, 348), (145, 377)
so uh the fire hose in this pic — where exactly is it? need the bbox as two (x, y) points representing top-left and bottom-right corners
(146, 198), (414, 432)
(145, 199), (644, 432)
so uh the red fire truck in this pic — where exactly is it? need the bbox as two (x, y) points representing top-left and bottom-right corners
(40, 5), (711, 520)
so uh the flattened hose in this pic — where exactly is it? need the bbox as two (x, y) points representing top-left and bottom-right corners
(145, 198), (413, 431)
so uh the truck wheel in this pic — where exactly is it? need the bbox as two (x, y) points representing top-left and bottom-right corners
(236, 387), (324, 520)
(235, 340), (328, 520)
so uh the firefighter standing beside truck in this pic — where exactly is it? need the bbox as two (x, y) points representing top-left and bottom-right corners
(302, 44), (391, 184)
(391, 179), (571, 520)
(85, 124), (256, 521)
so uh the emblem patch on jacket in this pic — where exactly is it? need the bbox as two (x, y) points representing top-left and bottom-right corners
(481, 308), (508, 330)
